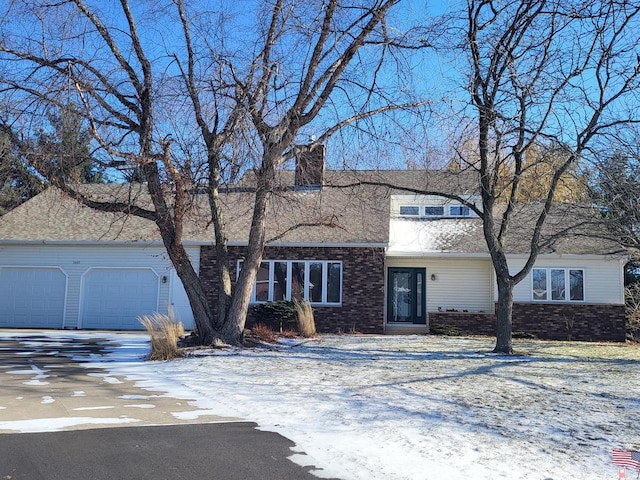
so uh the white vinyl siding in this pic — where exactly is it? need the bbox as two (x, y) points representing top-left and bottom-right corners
(508, 257), (624, 305)
(0, 244), (200, 329)
(387, 257), (493, 313)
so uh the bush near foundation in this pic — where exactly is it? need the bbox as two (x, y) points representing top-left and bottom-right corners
(251, 300), (298, 332)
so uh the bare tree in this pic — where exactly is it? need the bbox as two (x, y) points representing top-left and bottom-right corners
(0, 0), (423, 345)
(201, 0), (423, 344)
(0, 0), (219, 342)
(336, 0), (640, 353)
(449, 0), (640, 353)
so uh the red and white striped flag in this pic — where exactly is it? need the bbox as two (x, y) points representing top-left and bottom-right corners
(612, 450), (640, 470)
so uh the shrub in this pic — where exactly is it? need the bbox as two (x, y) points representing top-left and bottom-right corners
(252, 300), (298, 332)
(138, 312), (184, 360)
(512, 331), (537, 339)
(251, 323), (277, 343)
(294, 299), (316, 338)
(625, 283), (640, 341)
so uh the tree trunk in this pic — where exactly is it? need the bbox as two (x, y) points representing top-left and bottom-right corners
(141, 162), (217, 343)
(494, 274), (514, 354)
(207, 162), (232, 330)
(219, 166), (273, 345)
(167, 244), (216, 344)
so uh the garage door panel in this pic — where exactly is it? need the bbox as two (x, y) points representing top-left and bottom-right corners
(81, 268), (159, 330)
(0, 267), (66, 328)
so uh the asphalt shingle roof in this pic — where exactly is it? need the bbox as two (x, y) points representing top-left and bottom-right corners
(0, 181), (390, 245)
(0, 170), (625, 257)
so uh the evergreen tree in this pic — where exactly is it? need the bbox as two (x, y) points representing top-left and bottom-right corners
(36, 104), (104, 184)
(0, 131), (43, 215)
(590, 152), (640, 251)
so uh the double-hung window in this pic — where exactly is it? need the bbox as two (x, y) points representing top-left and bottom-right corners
(242, 260), (342, 305)
(532, 268), (584, 302)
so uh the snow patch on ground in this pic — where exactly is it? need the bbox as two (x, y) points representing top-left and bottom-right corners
(0, 417), (140, 433)
(123, 335), (640, 480)
(4, 331), (638, 480)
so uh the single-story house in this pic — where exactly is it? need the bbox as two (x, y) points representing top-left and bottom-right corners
(0, 157), (627, 341)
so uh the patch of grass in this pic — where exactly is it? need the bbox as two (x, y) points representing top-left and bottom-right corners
(138, 312), (184, 361)
(294, 299), (316, 338)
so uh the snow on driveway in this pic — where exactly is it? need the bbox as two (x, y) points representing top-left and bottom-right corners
(6, 332), (639, 479)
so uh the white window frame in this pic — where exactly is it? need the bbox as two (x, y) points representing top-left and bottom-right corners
(531, 267), (585, 302)
(238, 260), (343, 305)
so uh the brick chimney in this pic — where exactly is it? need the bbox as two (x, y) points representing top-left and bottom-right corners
(295, 144), (325, 190)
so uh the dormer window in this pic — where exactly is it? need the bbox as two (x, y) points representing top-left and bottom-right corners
(399, 205), (420, 216)
(450, 205), (470, 217)
(396, 200), (475, 218)
(424, 206), (445, 216)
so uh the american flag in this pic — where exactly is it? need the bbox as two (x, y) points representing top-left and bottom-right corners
(612, 450), (640, 470)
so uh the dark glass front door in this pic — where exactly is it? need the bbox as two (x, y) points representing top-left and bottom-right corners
(387, 268), (426, 324)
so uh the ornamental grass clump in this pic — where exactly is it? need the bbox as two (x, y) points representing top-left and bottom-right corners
(294, 299), (316, 338)
(138, 311), (185, 360)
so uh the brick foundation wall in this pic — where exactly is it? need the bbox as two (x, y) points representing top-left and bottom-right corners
(429, 303), (626, 342)
(199, 246), (386, 334)
(429, 312), (496, 336)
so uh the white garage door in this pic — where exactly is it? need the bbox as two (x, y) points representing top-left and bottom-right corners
(0, 267), (66, 328)
(81, 268), (159, 330)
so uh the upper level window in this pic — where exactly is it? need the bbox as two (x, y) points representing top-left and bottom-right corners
(399, 205), (420, 216)
(450, 205), (470, 217)
(398, 203), (474, 218)
(240, 260), (342, 305)
(532, 268), (584, 302)
(424, 206), (445, 216)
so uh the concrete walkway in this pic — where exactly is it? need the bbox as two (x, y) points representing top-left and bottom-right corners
(0, 331), (237, 433)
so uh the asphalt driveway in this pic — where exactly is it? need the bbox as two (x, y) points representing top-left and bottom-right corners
(0, 331), (334, 480)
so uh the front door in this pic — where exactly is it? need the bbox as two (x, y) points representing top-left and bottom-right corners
(387, 268), (426, 324)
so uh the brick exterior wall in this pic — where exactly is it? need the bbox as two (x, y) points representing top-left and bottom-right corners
(429, 312), (496, 336)
(199, 245), (625, 341)
(429, 302), (626, 342)
(199, 245), (386, 334)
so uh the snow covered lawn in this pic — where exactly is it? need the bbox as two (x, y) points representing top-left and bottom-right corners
(91, 334), (639, 480)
